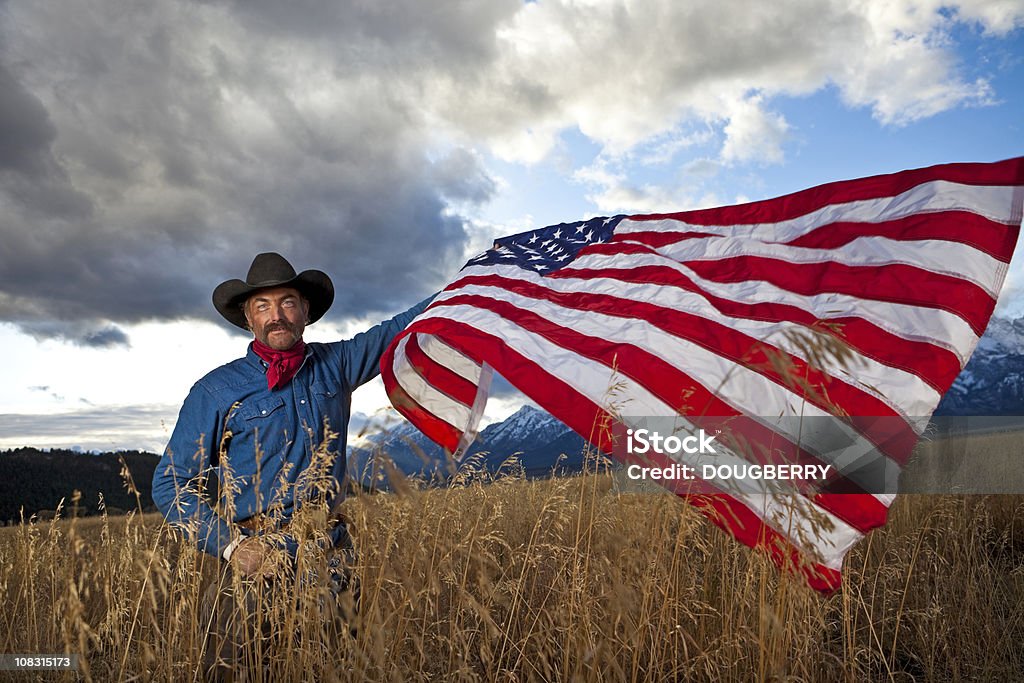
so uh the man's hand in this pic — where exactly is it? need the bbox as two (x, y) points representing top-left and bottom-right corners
(228, 536), (270, 577)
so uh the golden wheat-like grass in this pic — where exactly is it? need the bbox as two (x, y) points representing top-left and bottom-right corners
(1, 457), (1022, 682)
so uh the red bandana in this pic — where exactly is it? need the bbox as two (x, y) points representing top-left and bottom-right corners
(252, 339), (306, 390)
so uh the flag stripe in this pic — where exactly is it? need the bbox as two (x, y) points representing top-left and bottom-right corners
(545, 249), (984, 359)
(624, 231), (1007, 297)
(616, 211), (1019, 263)
(417, 333), (483, 384)
(683, 256), (999, 336)
(783, 211), (1020, 261)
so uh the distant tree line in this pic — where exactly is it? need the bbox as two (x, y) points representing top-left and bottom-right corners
(0, 447), (160, 524)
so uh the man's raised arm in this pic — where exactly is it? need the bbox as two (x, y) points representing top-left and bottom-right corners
(339, 294), (436, 389)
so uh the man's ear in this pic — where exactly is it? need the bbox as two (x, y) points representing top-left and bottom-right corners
(302, 297), (311, 323)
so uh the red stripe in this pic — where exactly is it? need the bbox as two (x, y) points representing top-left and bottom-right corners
(814, 493), (890, 532)
(681, 255), (996, 336)
(562, 243), (995, 337)
(402, 333), (478, 407)
(393, 316), (864, 592)
(783, 211), (1020, 262)
(447, 275), (920, 463)
(628, 157), (1024, 227)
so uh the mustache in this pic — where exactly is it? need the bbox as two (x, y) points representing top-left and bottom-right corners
(264, 320), (298, 334)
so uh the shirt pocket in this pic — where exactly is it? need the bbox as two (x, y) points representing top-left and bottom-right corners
(310, 381), (343, 439)
(231, 394), (290, 466)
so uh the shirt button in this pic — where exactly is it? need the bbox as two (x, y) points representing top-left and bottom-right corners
(261, 409), (267, 415)
(301, 399), (306, 404)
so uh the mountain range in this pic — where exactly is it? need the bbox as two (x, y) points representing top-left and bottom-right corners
(346, 404), (599, 491)
(934, 314), (1024, 416)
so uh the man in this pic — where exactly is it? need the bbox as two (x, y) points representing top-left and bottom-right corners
(152, 252), (432, 669)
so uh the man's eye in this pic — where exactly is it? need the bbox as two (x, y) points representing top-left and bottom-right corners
(284, 300), (295, 307)
(257, 304), (269, 311)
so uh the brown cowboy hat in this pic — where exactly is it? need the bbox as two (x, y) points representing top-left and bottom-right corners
(213, 252), (335, 330)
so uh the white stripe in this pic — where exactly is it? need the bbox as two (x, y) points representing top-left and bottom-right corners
(641, 233), (1005, 298)
(547, 248), (982, 362)
(416, 302), (863, 566)
(417, 333), (482, 384)
(616, 181), (1023, 235)
(451, 267), (947, 417)
(392, 336), (471, 429)
(431, 286), (909, 485)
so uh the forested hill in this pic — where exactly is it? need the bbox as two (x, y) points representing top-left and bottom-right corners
(0, 448), (160, 523)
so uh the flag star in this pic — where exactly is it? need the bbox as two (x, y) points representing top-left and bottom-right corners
(541, 239), (553, 247)
(603, 217), (615, 225)
(557, 254), (571, 261)
(528, 233), (539, 244)
(584, 230), (594, 240)
(576, 225), (586, 233)
(553, 228), (562, 239)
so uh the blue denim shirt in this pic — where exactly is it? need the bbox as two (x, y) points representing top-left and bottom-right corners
(152, 297), (432, 558)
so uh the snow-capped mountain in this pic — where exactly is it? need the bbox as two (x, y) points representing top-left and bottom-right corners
(346, 405), (591, 490)
(935, 314), (1024, 416)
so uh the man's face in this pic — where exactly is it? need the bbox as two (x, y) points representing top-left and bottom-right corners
(244, 287), (310, 351)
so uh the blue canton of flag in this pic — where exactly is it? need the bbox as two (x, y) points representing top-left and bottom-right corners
(468, 215), (625, 274)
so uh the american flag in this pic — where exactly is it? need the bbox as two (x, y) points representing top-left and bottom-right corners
(381, 157), (1024, 592)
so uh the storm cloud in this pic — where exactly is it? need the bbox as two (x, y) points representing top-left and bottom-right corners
(0, 1), (500, 343)
(1, 0), (1019, 345)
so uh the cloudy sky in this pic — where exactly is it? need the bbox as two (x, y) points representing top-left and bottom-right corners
(2, 0), (1022, 452)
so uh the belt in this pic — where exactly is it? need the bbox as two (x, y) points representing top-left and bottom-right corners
(235, 510), (349, 534)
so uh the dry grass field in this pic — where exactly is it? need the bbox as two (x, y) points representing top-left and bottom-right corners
(1, 453), (1022, 682)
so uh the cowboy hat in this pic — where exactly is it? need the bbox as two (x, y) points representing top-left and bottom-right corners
(213, 252), (334, 330)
